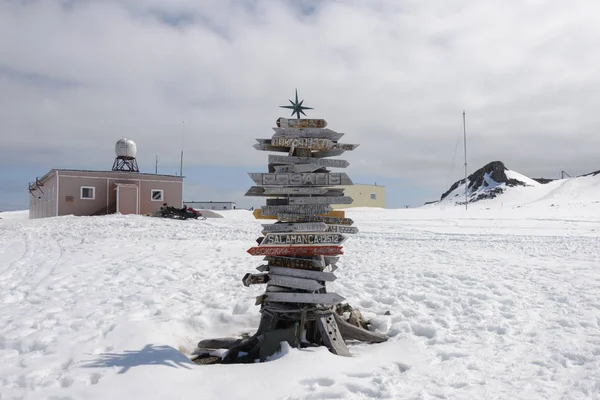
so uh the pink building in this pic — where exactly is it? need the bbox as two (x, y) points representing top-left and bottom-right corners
(28, 169), (184, 219)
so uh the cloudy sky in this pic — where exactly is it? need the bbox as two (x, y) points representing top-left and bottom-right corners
(2, 0), (600, 210)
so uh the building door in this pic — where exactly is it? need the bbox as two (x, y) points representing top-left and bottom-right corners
(116, 184), (138, 215)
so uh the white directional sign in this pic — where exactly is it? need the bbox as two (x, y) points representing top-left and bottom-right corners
(326, 225), (360, 234)
(249, 173), (353, 186)
(273, 164), (323, 174)
(276, 118), (327, 128)
(268, 275), (324, 291)
(266, 265), (337, 282)
(268, 155), (349, 168)
(261, 204), (333, 216)
(261, 222), (328, 233)
(260, 232), (347, 246)
(272, 127), (344, 141)
(288, 196), (353, 205)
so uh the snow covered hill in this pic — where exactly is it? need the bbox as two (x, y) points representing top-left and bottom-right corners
(432, 161), (600, 209)
(1, 205), (600, 399)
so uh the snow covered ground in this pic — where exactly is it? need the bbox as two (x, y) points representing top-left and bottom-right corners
(1, 200), (600, 399)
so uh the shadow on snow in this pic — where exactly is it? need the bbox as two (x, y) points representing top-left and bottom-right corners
(82, 344), (194, 374)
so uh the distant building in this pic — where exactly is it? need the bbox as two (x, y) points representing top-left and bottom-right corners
(185, 201), (237, 210)
(28, 138), (184, 219)
(332, 183), (386, 209)
(28, 169), (183, 219)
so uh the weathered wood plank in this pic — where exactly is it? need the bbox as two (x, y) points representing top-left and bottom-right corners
(268, 275), (324, 291)
(265, 292), (345, 305)
(260, 232), (347, 246)
(277, 118), (327, 128)
(316, 313), (351, 356)
(333, 313), (388, 343)
(197, 337), (242, 350)
(267, 138), (359, 152)
(265, 187), (329, 195)
(242, 272), (268, 287)
(272, 164), (323, 173)
(326, 225), (360, 234)
(268, 155), (349, 168)
(261, 204), (333, 216)
(248, 172), (353, 187)
(265, 198), (289, 206)
(277, 214), (354, 225)
(266, 265), (337, 282)
(262, 256), (325, 269)
(288, 196), (353, 205)
(310, 149), (346, 158)
(272, 127), (344, 141)
(247, 246), (343, 256)
(261, 222), (328, 233)
(253, 143), (289, 152)
(253, 209), (346, 220)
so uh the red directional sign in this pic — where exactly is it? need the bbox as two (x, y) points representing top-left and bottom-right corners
(247, 246), (343, 256)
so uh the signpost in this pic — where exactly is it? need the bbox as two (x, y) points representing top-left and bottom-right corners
(194, 91), (386, 365)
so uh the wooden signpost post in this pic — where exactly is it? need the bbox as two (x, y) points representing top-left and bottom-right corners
(194, 91), (387, 364)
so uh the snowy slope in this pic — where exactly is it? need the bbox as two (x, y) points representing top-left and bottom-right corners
(1, 205), (600, 399)
(434, 161), (600, 209)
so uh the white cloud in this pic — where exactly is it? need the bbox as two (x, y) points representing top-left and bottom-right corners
(1, 0), (599, 196)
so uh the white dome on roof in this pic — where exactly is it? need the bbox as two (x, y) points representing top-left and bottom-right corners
(115, 138), (137, 158)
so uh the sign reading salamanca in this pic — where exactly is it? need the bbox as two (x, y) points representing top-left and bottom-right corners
(261, 232), (347, 246)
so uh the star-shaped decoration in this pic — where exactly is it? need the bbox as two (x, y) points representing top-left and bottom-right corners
(279, 89), (313, 119)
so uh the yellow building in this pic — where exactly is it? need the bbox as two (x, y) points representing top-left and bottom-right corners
(333, 184), (386, 209)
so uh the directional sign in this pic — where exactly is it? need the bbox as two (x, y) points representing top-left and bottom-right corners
(265, 292), (345, 305)
(260, 232), (347, 246)
(254, 209), (346, 220)
(242, 273), (268, 287)
(253, 143), (289, 152)
(324, 256), (340, 266)
(311, 149), (346, 158)
(273, 164), (323, 174)
(276, 118), (327, 129)
(289, 196), (353, 205)
(272, 127), (344, 141)
(247, 246), (343, 256)
(248, 173), (353, 186)
(326, 225), (360, 234)
(270, 137), (333, 150)
(261, 204), (332, 216)
(268, 275), (324, 291)
(266, 265), (337, 282)
(245, 186), (328, 197)
(261, 222), (328, 233)
(277, 214), (354, 225)
(268, 155), (349, 168)
(262, 256), (325, 269)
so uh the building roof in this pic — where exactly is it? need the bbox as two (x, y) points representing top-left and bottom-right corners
(35, 169), (184, 184)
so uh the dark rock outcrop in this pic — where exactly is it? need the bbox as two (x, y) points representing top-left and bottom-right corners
(440, 161), (531, 203)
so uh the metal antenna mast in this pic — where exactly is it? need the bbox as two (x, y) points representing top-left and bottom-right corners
(463, 111), (468, 210)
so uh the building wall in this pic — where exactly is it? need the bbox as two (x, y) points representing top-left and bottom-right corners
(29, 169), (183, 219)
(185, 201), (237, 210)
(332, 184), (386, 209)
(29, 172), (58, 219)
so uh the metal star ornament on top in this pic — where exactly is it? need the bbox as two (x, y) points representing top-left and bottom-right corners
(279, 89), (313, 119)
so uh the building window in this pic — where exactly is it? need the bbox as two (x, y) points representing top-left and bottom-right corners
(151, 189), (164, 201)
(81, 186), (95, 200)
(370, 193), (377, 200)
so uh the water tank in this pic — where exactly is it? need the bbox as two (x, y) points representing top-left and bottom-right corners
(115, 138), (137, 158)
